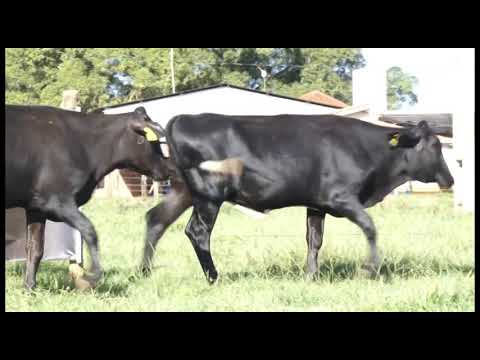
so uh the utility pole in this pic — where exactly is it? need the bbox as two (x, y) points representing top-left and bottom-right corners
(257, 65), (268, 91)
(170, 48), (176, 94)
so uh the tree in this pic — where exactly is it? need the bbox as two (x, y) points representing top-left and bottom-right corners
(6, 48), (367, 111)
(270, 48), (365, 103)
(6, 48), (112, 111)
(198, 48), (365, 104)
(387, 66), (418, 110)
(6, 48), (64, 105)
(39, 48), (111, 110)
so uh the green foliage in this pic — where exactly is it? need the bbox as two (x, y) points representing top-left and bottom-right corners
(5, 48), (365, 111)
(387, 66), (419, 110)
(285, 48), (366, 103)
(6, 48), (418, 112)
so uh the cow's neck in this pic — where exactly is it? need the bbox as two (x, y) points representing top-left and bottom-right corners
(81, 114), (131, 184)
(363, 149), (411, 207)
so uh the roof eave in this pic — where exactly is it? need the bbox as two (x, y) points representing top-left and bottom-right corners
(95, 83), (340, 112)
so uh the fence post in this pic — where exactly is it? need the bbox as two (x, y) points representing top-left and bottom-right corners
(61, 90), (81, 112)
(153, 181), (159, 199)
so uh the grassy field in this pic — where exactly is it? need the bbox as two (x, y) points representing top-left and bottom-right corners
(5, 193), (474, 312)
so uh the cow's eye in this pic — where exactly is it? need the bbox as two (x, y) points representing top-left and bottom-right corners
(137, 137), (145, 144)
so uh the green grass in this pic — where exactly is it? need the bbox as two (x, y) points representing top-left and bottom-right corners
(5, 193), (474, 312)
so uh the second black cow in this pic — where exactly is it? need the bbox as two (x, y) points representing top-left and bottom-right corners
(6, 105), (174, 289)
(142, 114), (454, 283)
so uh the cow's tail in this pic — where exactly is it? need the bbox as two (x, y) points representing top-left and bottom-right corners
(165, 115), (183, 164)
(164, 115), (189, 181)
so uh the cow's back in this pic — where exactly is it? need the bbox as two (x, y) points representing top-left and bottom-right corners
(5, 106), (88, 208)
(167, 113), (388, 167)
(167, 113), (396, 209)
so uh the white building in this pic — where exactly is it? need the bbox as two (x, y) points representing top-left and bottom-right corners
(101, 83), (338, 126)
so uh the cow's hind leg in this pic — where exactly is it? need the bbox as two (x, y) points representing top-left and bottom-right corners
(185, 200), (221, 284)
(305, 208), (326, 280)
(141, 181), (192, 276)
(45, 199), (103, 287)
(330, 196), (380, 276)
(24, 211), (46, 290)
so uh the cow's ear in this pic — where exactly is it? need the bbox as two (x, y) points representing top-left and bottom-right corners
(134, 107), (147, 116)
(417, 120), (430, 131)
(388, 130), (421, 148)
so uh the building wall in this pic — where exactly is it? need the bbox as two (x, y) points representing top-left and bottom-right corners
(453, 112), (475, 211)
(352, 67), (387, 114)
(451, 50), (475, 212)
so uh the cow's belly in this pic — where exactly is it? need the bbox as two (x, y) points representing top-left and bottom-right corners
(186, 153), (325, 210)
(5, 168), (34, 209)
(232, 167), (316, 210)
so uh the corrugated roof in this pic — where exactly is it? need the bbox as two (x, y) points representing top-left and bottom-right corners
(379, 113), (453, 137)
(335, 106), (453, 141)
(299, 90), (348, 109)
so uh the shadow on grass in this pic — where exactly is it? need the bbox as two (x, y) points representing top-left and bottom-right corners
(222, 255), (475, 283)
(222, 259), (358, 283)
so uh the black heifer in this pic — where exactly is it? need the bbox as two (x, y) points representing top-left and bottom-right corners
(142, 114), (454, 283)
(5, 105), (173, 289)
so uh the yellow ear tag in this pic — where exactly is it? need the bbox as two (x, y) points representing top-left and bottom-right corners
(389, 133), (400, 146)
(144, 127), (158, 141)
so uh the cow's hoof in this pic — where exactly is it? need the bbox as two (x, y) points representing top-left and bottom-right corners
(69, 263), (84, 277)
(304, 272), (319, 281)
(207, 278), (218, 285)
(79, 273), (101, 290)
(23, 283), (36, 291)
(69, 264), (100, 290)
(206, 272), (219, 285)
(74, 276), (94, 291)
(139, 266), (152, 278)
(359, 263), (380, 279)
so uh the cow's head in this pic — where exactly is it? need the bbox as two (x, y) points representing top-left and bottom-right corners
(388, 120), (454, 189)
(120, 107), (173, 181)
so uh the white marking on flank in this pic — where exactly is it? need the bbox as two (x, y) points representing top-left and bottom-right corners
(199, 158), (244, 176)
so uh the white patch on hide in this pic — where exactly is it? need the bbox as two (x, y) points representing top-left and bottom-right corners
(199, 158), (244, 176)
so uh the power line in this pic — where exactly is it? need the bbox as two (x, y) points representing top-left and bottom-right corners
(192, 62), (340, 71)
(191, 62), (347, 90)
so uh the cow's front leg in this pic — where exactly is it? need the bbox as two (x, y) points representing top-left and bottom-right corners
(185, 200), (221, 284)
(24, 211), (46, 290)
(331, 196), (380, 276)
(305, 208), (326, 280)
(141, 180), (193, 276)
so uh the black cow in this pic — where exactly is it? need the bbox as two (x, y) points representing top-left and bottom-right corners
(5, 105), (173, 289)
(141, 114), (454, 284)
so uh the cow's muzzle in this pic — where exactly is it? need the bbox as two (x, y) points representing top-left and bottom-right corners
(437, 174), (454, 190)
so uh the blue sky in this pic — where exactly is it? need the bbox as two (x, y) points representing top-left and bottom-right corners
(361, 48), (475, 112)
